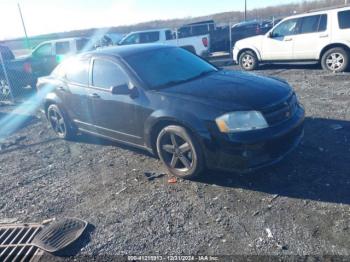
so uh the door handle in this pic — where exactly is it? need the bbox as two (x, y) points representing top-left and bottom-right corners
(89, 93), (100, 99)
(319, 34), (329, 38)
(284, 37), (293, 41)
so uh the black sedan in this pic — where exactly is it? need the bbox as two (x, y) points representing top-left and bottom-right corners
(37, 45), (305, 179)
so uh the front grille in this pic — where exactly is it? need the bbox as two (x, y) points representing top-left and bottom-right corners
(262, 94), (298, 126)
(0, 223), (43, 262)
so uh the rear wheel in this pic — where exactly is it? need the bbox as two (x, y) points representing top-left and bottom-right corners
(239, 50), (258, 71)
(321, 47), (349, 73)
(156, 125), (204, 179)
(47, 104), (76, 140)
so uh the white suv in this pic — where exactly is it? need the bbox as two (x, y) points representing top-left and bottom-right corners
(233, 6), (350, 72)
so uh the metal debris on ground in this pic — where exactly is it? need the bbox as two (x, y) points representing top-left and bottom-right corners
(32, 218), (88, 253)
(168, 177), (178, 184)
(144, 172), (166, 181)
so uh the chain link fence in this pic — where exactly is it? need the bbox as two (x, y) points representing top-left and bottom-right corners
(0, 47), (36, 104)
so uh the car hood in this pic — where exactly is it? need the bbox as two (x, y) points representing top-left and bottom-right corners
(235, 35), (264, 48)
(160, 70), (292, 110)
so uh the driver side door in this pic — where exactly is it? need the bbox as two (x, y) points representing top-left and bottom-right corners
(261, 18), (299, 61)
(89, 57), (143, 145)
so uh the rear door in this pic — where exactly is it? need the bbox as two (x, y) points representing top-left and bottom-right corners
(261, 18), (298, 61)
(292, 14), (330, 60)
(336, 9), (350, 43)
(88, 57), (143, 145)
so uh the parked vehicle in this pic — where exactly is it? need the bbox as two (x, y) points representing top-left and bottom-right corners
(118, 29), (210, 57)
(0, 45), (37, 97)
(26, 37), (93, 77)
(38, 44), (304, 178)
(231, 20), (281, 47)
(233, 6), (350, 72)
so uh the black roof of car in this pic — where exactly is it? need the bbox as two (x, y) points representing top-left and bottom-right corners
(87, 44), (171, 59)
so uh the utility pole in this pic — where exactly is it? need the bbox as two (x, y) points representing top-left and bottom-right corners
(17, 3), (30, 48)
(244, 0), (247, 21)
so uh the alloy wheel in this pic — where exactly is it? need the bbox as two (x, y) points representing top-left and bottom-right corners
(326, 53), (345, 71)
(159, 132), (194, 172)
(241, 54), (254, 69)
(48, 107), (66, 137)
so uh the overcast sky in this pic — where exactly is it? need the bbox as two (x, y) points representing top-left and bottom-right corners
(0, 0), (303, 40)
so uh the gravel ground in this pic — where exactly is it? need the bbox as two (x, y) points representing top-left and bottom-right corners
(0, 65), (350, 260)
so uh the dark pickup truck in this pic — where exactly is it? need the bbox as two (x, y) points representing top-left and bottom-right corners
(0, 45), (37, 98)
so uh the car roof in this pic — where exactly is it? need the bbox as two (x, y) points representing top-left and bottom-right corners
(84, 44), (173, 59)
(283, 5), (350, 20)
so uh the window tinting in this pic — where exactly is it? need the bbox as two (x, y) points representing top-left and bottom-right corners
(65, 58), (89, 85)
(139, 32), (160, 43)
(56, 41), (70, 55)
(92, 59), (128, 89)
(34, 43), (52, 57)
(272, 19), (298, 37)
(338, 10), (350, 29)
(165, 30), (174, 40)
(318, 14), (327, 31)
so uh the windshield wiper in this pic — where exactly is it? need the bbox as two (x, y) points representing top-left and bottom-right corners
(154, 70), (217, 90)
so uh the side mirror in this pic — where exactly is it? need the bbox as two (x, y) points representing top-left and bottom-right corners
(268, 31), (274, 38)
(111, 84), (131, 95)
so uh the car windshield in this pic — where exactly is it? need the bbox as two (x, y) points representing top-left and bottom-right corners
(125, 47), (217, 90)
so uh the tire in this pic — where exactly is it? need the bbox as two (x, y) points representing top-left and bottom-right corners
(47, 104), (76, 140)
(239, 50), (258, 71)
(156, 125), (204, 179)
(321, 47), (349, 73)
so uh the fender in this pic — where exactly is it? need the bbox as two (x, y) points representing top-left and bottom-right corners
(237, 45), (263, 61)
(143, 109), (211, 149)
(318, 41), (350, 60)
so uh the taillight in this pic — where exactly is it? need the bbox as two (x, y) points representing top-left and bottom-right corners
(23, 62), (32, 73)
(202, 37), (208, 48)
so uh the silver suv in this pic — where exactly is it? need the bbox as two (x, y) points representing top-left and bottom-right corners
(233, 6), (350, 72)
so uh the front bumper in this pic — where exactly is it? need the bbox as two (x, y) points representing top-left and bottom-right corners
(201, 106), (305, 173)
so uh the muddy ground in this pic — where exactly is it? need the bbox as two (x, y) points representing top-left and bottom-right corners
(0, 64), (350, 260)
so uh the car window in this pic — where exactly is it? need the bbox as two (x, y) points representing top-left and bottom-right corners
(33, 43), (52, 57)
(272, 19), (298, 37)
(338, 10), (350, 29)
(120, 33), (140, 45)
(0, 46), (15, 60)
(64, 58), (90, 85)
(318, 14), (328, 32)
(76, 38), (91, 51)
(55, 41), (70, 55)
(299, 15), (319, 33)
(92, 59), (129, 89)
(299, 15), (326, 34)
(165, 30), (174, 40)
(139, 32), (160, 43)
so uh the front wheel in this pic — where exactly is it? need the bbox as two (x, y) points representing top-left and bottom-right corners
(321, 48), (349, 73)
(239, 51), (258, 71)
(156, 125), (204, 179)
(47, 104), (76, 140)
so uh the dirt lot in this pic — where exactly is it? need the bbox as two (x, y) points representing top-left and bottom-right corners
(0, 65), (350, 259)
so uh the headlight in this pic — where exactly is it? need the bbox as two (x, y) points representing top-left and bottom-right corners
(215, 111), (268, 133)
